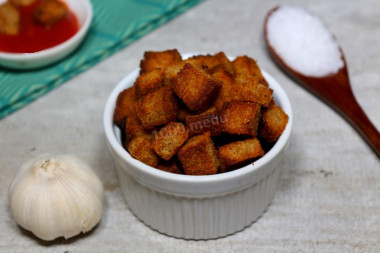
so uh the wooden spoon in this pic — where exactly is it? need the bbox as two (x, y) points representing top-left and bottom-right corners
(264, 6), (380, 158)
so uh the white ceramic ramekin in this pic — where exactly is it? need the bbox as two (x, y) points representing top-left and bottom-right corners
(0, 0), (92, 69)
(104, 62), (293, 240)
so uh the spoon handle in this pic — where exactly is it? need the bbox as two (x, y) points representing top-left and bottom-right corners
(335, 91), (380, 157)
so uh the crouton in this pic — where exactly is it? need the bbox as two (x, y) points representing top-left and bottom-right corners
(136, 86), (178, 129)
(219, 138), (264, 172)
(259, 100), (288, 143)
(236, 81), (273, 107)
(174, 63), (222, 112)
(124, 114), (154, 143)
(127, 136), (160, 167)
(163, 61), (186, 87)
(113, 87), (137, 129)
(9, 0), (36, 7)
(157, 159), (183, 174)
(177, 132), (219, 175)
(185, 107), (222, 137)
(140, 49), (182, 74)
(233, 56), (268, 86)
(134, 68), (164, 97)
(177, 106), (193, 122)
(0, 2), (20, 35)
(221, 101), (261, 137)
(152, 122), (188, 160)
(34, 0), (68, 26)
(187, 52), (234, 75)
(211, 70), (240, 110)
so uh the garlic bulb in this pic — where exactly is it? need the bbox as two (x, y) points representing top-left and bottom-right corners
(8, 154), (104, 241)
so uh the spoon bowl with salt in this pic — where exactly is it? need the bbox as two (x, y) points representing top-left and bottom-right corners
(264, 5), (380, 157)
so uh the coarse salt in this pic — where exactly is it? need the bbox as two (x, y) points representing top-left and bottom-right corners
(266, 5), (344, 77)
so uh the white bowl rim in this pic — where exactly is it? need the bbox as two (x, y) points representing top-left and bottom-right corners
(0, 0), (93, 60)
(104, 53), (293, 186)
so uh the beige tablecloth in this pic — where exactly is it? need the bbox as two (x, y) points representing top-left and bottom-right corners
(1, 0), (379, 252)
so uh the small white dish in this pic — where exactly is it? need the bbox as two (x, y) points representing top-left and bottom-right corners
(0, 0), (92, 70)
(104, 54), (293, 239)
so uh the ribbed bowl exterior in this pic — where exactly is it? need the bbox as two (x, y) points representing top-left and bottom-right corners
(114, 159), (281, 240)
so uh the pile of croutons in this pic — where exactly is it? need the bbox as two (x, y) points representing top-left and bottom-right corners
(0, 0), (67, 35)
(114, 49), (288, 175)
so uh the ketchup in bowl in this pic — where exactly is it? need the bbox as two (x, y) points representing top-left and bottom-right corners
(0, 0), (79, 53)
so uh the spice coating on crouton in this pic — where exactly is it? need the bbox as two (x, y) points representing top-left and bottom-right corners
(9, 0), (36, 7)
(219, 138), (264, 172)
(113, 87), (137, 129)
(177, 132), (220, 175)
(233, 56), (268, 86)
(157, 159), (183, 174)
(140, 49), (182, 74)
(136, 86), (178, 129)
(211, 70), (240, 110)
(134, 68), (164, 98)
(185, 107), (222, 137)
(174, 63), (222, 112)
(0, 2), (20, 35)
(127, 136), (160, 167)
(153, 122), (188, 160)
(163, 61), (186, 88)
(259, 100), (289, 143)
(221, 101), (261, 137)
(34, 0), (68, 26)
(187, 52), (234, 75)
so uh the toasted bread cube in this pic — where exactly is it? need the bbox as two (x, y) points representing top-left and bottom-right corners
(157, 159), (183, 174)
(233, 56), (268, 86)
(177, 106), (193, 122)
(185, 107), (222, 137)
(177, 132), (219, 175)
(211, 70), (240, 110)
(127, 136), (160, 167)
(113, 87), (137, 129)
(124, 114), (154, 143)
(163, 61), (186, 87)
(187, 52), (234, 75)
(236, 81), (273, 107)
(152, 122), (188, 160)
(34, 0), (68, 25)
(259, 100), (289, 143)
(221, 101), (261, 136)
(140, 49), (182, 74)
(9, 0), (35, 7)
(136, 86), (178, 129)
(174, 63), (222, 112)
(219, 138), (264, 172)
(135, 68), (164, 97)
(0, 3), (20, 35)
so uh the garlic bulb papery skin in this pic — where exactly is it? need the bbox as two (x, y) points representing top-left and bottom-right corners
(8, 154), (104, 241)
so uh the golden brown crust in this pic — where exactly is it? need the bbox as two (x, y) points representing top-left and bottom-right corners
(259, 100), (289, 143)
(140, 49), (182, 74)
(187, 52), (234, 75)
(134, 68), (164, 98)
(219, 138), (264, 172)
(163, 61), (186, 88)
(157, 159), (183, 174)
(233, 56), (268, 86)
(113, 87), (137, 129)
(236, 81), (273, 107)
(34, 0), (68, 26)
(177, 132), (219, 175)
(136, 86), (178, 129)
(9, 0), (36, 7)
(0, 2), (20, 35)
(174, 63), (222, 112)
(211, 70), (240, 111)
(221, 101), (261, 136)
(185, 107), (222, 137)
(152, 122), (188, 160)
(127, 136), (160, 167)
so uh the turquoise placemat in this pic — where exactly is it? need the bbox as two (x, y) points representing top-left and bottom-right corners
(0, 0), (203, 120)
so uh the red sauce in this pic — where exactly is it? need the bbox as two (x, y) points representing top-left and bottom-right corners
(0, 0), (79, 53)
